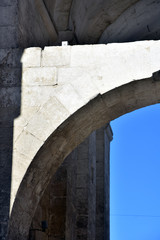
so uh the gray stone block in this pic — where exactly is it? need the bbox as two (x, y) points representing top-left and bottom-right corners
(0, 222), (8, 240)
(0, 26), (17, 48)
(0, 67), (21, 87)
(0, 49), (22, 68)
(0, 107), (20, 126)
(76, 216), (88, 229)
(0, 87), (21, 107)
(0, 6), (17, 26)
(0, 0), (16, 6)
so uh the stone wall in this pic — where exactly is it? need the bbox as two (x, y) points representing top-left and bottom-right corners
(2, 0), (160, 48)
(0, 2), (22, 239)
(65, 131), (96, 240)
(7, 41), (160, 240)
(30, 163), (67, 240)
(99, 0), (160, 44)
(0, 47), (22, 240)
(18, 0), (57, 48)
(30, 125), (112, 240)
(0, 1), (18, 49)
(1, 1), (160, 240)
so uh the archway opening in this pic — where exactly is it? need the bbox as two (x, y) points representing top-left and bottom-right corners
(8, 75), (160, 240)
(110, 103), (160, 240)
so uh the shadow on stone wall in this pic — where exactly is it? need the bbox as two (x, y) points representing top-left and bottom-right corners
(0, 49), (22, 240)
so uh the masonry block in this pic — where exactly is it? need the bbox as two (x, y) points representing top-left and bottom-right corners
(23, 67), (57, 86)
(0, 27), (17, 48)
(21, 48), (41, 68)
(42, 46), (71, 67)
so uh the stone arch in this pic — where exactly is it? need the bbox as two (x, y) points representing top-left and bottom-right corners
(8, 41), (160, 239)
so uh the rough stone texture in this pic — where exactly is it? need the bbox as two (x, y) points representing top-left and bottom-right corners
(96, 126), (113, 240)
(44, 0), (73, 32)
(0, 1), (18, 49)
(0, 54), (21, 239)
(18, 0), (55, 47)
(69, 0), (139, 43)
(21, 48), (41, 68)
(42, 46), (71, 67)
(30, 163), (67, 240)
(1, 2), (160, 240)
(23, 67), (57, 86)
(0, 4), (21, 238)
(99, 0), (160, 44)
(1, 0), (158, 48)
(6, 41), (160, 240)
(30, 126), (112, 240)
(1, 0), (160, 48)
(8, 0), (160, 47)
(0, 1), (22, 232)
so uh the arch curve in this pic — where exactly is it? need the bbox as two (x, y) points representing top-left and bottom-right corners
(8, 41), (160, 239)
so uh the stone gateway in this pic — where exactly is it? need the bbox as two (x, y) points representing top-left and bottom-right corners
(0, 1), (160, 240)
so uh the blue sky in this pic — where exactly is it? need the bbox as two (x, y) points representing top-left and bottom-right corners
(110, 103), (160, 240)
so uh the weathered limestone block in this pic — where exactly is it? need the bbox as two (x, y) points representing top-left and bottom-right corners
(21, 48), (41, 68)
(53, 83), (85, 114)
(23, 67), (57, 86)
(26, 96), (70, 141)
(42, 46), (71, 67)
(21, 86), (56, 107)
(58, 67), (99, 103)
(14, 130), (43, 159)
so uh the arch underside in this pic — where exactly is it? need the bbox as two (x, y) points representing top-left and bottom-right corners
(18, 0), (160, 47)
(8, 74), (160, 240)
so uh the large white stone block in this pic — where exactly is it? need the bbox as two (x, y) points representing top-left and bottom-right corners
(26, 97), (70, 141)
(14, 130), (43, 159)
(42, 46), (71, 67)
(21, 86), (57, 107)
(53, 83), (85, 114)
(22, 67), (57, 86)
(58, 67), (100, 103)
(21, 47), (41, 68)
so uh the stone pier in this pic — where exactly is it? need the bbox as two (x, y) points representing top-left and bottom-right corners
(30, 125), (113, 240)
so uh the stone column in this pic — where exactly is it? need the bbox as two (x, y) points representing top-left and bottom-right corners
(96, 125), (113, 240)
(66, 125), (113, 240)
(65, 131), (96, 240)
(30, 132), (97, 240)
